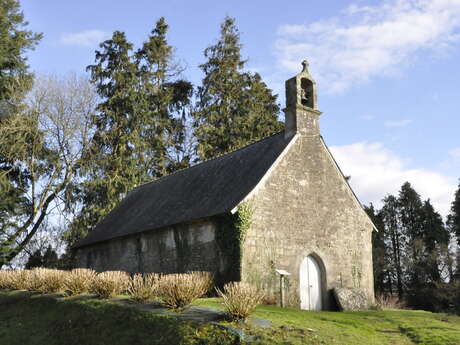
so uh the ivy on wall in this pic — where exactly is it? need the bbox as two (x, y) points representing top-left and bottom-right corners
(215, 202), (253, 284)
(234, 202), (252, 246)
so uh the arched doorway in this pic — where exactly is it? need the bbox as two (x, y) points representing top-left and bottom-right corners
(299, 255), (323, 310)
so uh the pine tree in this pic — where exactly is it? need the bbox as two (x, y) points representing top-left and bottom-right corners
(447, 181), (460, 278)
(41, 245), (59, 268)
(193, 17), (282, 161)
(134, 17), (193, 175)
(0, 0), (41, 266)
(365, 204), (387, 295)
(68, 18), (192, 245)
(0, 0), (42, 117)
(420, 199), (449, 282)
(398, 182), (424, 289)
(372, 183), (455, 311)
(71, 30), (139, 242)
(25, 245), (59, 268)
(396, 183), (449, 308)
(25, 249), (43, 269)
(448, 180), (460, 246)
(381, 194), (405, 298)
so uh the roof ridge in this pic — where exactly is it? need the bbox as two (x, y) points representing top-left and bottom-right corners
(132, 130), (285, 192)
(74, 129), (290, 248)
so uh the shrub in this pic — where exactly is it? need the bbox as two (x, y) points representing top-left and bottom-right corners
(23, 269), (43, 291)
(406, 282), (460, 313)
(0, 270), (8, 289)
(0, 270), (11, 289)
(90, 271), (129, 298)
(0, 270), (23, 290)
(0, 268), (67, 293)
(158, 271), (212, 310)
(375, 294), (405, 310)
(30, 268), (67, 294)
(127, 273), (160, 303)
(0, 269), (31, 290)
(65, 268), (97, 295)
(216, 282), (264, 321)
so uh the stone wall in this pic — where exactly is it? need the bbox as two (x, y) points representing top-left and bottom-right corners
(75, 219), (226, 277)
(242, 131), (374, 309)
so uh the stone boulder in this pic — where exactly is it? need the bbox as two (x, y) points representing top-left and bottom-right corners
(333, 288), (369, 311)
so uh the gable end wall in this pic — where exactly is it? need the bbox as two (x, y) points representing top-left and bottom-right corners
(242, 135), (374, 309)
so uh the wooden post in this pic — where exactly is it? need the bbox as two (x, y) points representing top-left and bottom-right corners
(280, 275), (285, 308)
(275, 269), (290, 308)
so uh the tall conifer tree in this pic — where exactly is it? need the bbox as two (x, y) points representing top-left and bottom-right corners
(420, 199), (449, 282)
(398, 182), (425, 289)
(72, 31), (139, 241)
(193, 17), (282, 161)
(0, 0), (42, 116)
(68, 18), (192, 244)
(447, 181), (460, 277)
(366, 204), (388, 295)
(134, 18), (193, 175)
(374, 183), (450, 303)
(0, 0), (42, 264)
(448, 181), (460, 245)
(381, 194), (405, 298)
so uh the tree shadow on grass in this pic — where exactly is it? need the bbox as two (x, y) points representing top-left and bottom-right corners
(0, 291), (238, 345)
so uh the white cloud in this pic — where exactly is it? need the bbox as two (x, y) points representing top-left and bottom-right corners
(276, 0), (460, 93)
(384, 119), (412, 127)
(450, 147), (460, 159)
(329, 142), (456, 217)
(60, 30), (109, 47)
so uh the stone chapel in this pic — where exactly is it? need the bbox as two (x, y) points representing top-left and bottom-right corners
(74, 61), (375, 310)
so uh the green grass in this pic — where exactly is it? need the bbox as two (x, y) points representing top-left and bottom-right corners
(0, 291), (236, 345)
(193, 298), (460, 345)
(2, 291), (460, 345)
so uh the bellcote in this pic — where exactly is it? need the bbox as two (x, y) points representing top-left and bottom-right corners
(284, 60), (322, 139)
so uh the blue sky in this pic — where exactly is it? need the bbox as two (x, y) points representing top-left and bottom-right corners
(21, 0), (460, 216)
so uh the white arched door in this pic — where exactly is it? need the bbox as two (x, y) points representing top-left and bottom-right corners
(299, 255), (322, 310)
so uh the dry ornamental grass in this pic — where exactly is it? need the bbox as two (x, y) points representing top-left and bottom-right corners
(30, 268), (67, 294)
(90, 271), (130, 298)
(2, 268), (214, 308)
(24, 269), (43, 291)
(0, 270), (13, 290)
(217, 281), (264, 321)
(376, 294), (406, 310)
(0, 270), (8, 289)
(0, 269), (31, 290)
(0, 270), (23, 290)
(0, 268), (67, 293)
(65, 268), (97, 295)
(158, 271), (212, 310)
(127, 273), (160, 303)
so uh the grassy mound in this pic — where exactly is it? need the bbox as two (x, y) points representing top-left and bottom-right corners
(195, 298), (460, 345)
(2, 291), (460, 345)
(0, 291), (235, 345)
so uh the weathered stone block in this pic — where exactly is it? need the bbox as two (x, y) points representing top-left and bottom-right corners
(333, 288), (369, 311)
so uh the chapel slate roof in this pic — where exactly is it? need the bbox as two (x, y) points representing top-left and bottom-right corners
(74, 131), (292, 248)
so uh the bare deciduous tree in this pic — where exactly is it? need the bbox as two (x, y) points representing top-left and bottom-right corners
(0, 73), (97, 267)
